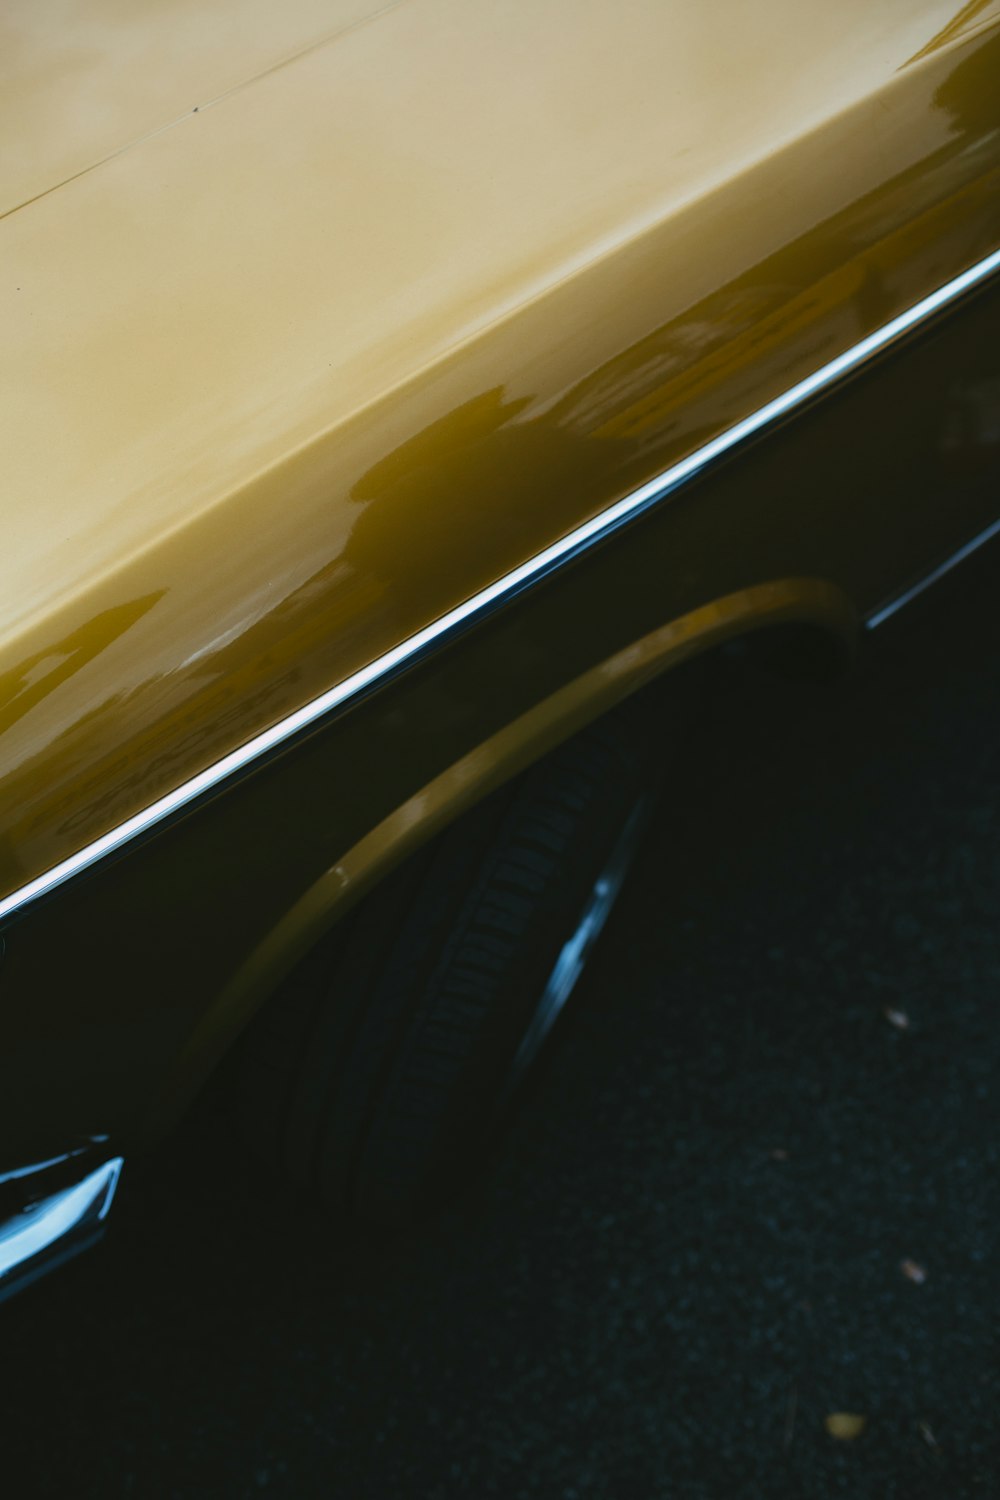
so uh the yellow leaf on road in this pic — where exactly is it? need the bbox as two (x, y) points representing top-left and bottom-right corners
(825, 1413), (867, 1440)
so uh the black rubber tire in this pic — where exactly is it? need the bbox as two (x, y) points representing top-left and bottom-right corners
(238, 706), (657, 1223)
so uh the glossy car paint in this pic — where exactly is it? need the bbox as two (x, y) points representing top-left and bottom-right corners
(0, 2), (999, 1158)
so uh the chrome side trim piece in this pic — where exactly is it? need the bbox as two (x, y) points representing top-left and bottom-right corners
(0, 1156), (123, 1301)
(865, 514), (1000, 630)
(2, 246), (999, 926)
(0, 1136), (109, 1185)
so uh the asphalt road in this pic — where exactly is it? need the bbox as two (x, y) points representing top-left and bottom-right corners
(5, 542), (1000, 1498)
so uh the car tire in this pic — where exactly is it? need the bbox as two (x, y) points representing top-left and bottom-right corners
(238, 705), (657, 1223)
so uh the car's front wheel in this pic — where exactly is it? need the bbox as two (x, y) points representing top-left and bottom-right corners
(238, 707), (657, 1223)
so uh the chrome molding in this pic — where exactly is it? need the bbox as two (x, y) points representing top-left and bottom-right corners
(0, 1137), (107, 1185)
(2, 246), (999, 927)
(0, 1156), (123, 1301)
(865, 514), (1000, 629)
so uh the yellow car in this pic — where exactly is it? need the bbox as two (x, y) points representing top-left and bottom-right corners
(2, 0), (998, 1296)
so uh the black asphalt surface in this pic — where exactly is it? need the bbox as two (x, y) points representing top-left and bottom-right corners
(5, 542), (1000, 1498)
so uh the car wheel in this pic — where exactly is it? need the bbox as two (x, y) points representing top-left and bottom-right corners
(238, 707), (658, 1223)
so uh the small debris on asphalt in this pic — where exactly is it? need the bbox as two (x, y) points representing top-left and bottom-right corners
(884, 1007), (910, 1030)
(901, 1258), (928, 1284)
(920, 1421), (938, 1448)
(824, 1413), (867, 1441)
(770, 1148), (789, 1160)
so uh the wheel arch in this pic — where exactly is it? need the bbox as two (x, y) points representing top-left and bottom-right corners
(144, 574), (857, 1137)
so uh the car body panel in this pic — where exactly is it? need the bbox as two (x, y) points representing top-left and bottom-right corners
(2, 274), (999, 1162)
(0, 0), (390, 217)
(0, 3), (999, 1164)
(2, 2), (999, 904)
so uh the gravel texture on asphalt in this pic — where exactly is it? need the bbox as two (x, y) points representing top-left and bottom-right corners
(4, 544), (1000, 1499)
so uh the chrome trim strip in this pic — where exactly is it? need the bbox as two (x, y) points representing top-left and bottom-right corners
(2, 246), (999, 926)
(865, 514), (1000, 630)
(0, 1157), (123, 1301)
(0, 1136), (109, 1185)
